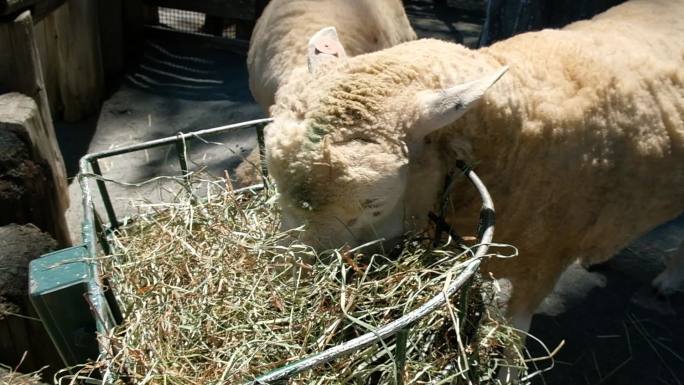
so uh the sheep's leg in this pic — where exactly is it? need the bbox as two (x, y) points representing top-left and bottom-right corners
(652, 239), (684, 295)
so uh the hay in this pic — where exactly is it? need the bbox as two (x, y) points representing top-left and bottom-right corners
(0, 364), (47, 385)
(0, 295), (20, 320)
(89, 176), (539, 384)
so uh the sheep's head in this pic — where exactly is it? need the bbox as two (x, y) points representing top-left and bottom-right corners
(265, 28), (507, 250)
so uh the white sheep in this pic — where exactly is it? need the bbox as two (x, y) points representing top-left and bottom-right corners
(247, 0), (417, 111)
(265, 0), (684, 333)
(238, 0), (416, 185)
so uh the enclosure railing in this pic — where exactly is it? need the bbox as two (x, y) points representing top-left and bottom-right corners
(52, 118), (494, 383)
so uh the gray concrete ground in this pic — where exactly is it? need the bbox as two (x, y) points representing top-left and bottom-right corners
(55, 2), (684, 384)
(58, 38), (263, 242)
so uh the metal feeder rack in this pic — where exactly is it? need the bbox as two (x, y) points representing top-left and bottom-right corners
(28, 118), (495, 384)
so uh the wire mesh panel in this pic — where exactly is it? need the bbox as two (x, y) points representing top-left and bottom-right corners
(156, 6), (237, 38)
(158, 7), (203, 32)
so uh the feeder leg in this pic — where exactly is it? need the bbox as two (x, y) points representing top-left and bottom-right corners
(395, 328), (409, 385)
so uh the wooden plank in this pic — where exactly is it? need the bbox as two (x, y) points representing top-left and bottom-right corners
(46, 0), (104, 121)
(0, 11), (70, 246)
(0, 0), (66, 21)
(145, 0), (256, 21)
(24, 0), (107, 121)
(122, 0), (145, 68)
(30, 0), (64, 21)
(0, 224), (61, 375)
(0, 94), (71, 246)
(98, 0), (125, 89)
(33, 17), (60, 116)
(0, 0), (36, 17)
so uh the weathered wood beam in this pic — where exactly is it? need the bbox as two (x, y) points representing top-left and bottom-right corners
(0, 93), (71, 246)
(0, 0), (66, 22)
(40, 0), (105, 121)
(0, 10), (69, 245)
(0, 223), (62, 378)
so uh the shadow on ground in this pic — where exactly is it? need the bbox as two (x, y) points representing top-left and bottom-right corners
(58, 34), (264, 243)
(530, 216), (684, 385)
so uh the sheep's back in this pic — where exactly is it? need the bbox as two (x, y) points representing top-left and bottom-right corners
(247, 0), (416, 111)
(472, 0), (684, 266)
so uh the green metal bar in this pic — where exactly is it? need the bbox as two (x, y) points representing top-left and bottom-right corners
(457, 282), (478, 383)
(175, 135), (191, 186)
(256, 122), (269, 185)
(458, 283), (470, 330)
(29, 245), (102, 368)
(92, 209), (112, 256)
(102, 277), (124, 325)
(78, 157), (117, 372)
(90, 159), (119, 229)
(84, 118), (273, 161)
(92, 211), (124, 326)
(395, 328), (409, 385)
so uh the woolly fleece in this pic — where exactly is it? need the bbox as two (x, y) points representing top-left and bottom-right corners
(267, 0), (684, 316)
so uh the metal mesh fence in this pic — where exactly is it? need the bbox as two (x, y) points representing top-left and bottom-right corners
(157, 7), (236, 38)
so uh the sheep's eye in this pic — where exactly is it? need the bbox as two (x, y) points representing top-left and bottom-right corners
(335, 136), (378, 145)
(351, 137), (378, 144)
(361, 199), (382, 209)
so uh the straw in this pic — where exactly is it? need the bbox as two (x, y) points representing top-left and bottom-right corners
(86, 176), (538, 384)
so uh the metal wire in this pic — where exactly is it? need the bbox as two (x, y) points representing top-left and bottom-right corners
(247, 161), (496, 385)
(77, 118), (496, 384)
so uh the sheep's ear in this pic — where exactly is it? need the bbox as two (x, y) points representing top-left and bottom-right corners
(308, 27), (347, 74)
(412, 66), (508, 138)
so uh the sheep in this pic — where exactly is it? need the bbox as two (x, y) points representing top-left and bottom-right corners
(247, 0), (417, 111)
(237, 0), (416, 186)
(264, 0), (684, 334)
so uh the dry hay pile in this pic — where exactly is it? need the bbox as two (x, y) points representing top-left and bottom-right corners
(89, 177), (546, 384)
(0, 365), (47, 385)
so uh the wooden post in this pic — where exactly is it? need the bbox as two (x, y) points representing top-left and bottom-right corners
(17, 1), (106, 122)
(0, 93), (71, 246)
(122, 0), (145, 69)
(40, 0), (105, 122)
(0, 11), (58, 135)
(97, 0), (125, 89)
(32, 17), (61, 117)
(0, 11), (70, 245)
(0, 223), (61, 378)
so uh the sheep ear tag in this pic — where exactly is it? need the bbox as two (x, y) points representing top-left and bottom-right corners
(308, 26), (347, 74)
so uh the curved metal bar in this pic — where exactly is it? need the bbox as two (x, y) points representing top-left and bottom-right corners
(247, 164), (495, 385)
(76, 117), (494, 384)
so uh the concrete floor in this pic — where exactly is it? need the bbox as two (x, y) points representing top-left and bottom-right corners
(55, 2), (684, 384)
